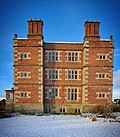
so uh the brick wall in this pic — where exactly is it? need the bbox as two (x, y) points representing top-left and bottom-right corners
(12, 20), (114, 114)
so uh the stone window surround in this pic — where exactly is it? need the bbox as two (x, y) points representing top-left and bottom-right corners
(60, 108), (66, 113)
(18, 52), (31, 59)
(18, 72), (31, 78)
(45, 69), (60, 80)
(67, 69), (79, 80)
(96, 72), (109, 79)
(46, 87), (60, 99)
(66, 51), (80, 62)
(96, 92), (108, 99)
(46, 50), (61, 62)
(20, 92), (28, 98)
(66, 88), (78, 101)
(97, 53), (109, 60)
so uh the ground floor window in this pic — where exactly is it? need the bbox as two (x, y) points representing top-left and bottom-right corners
(67, 88), (78, 101)
(60, 108), (66, 113)
(45, 108), (51, 113)
(75, 109), (80, 113)
(47, 88), (58, 98)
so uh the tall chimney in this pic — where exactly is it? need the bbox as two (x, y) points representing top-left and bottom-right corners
(27, 19), (44, 39)
(84, 21), (100, 40)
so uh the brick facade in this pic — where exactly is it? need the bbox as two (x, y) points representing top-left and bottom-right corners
(10, 19), (114, 114)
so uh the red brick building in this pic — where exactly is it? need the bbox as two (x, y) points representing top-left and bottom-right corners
(7, 19), (114, 113)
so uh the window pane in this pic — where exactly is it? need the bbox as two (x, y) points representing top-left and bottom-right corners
(68, 70), (71, 79)
(49, 70), (52, 79)
(49, 52), (51, 61)
(68, 89), (70, 100)
(103, 55), (105, 59)
(75, 89), (77, 100)
(100, 55), (102, 59)
(71, 89), (74, 100)
(56, 52), (58, 61)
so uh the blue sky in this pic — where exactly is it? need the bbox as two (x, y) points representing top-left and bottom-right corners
(0, 0), (120, 99)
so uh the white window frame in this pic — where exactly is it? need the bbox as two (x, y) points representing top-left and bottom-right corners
(18, 72), (31, 78)
(47, 50), (60, 62)
(96, 93), (107, 99)
(60, 108), (66, 113)
(97, 54), (109, 60)
(67, 69), (78, 80)
(20, 92), (27, 98)
(67, 51), (79, 62)
(47, 87), (59, 98)
(96, 73), (108, 79)
(18, 52), (31, 59)
(67, 88), (78, 101)
(46, 69), (59, 80)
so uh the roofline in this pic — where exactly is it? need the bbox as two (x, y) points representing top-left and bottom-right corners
(45, 42), (83, 44)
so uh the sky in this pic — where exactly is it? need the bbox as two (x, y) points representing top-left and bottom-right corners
(0, 0), (120, 100)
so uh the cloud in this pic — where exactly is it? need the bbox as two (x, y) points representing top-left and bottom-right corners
(113, 88), (120, 100)
(0, 94), (5, 100)
(113, 69), (120, 88)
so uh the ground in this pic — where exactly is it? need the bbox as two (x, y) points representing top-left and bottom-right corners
(0, 114), (120, 137)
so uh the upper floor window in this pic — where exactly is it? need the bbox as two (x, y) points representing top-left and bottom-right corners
(20, 53), (28, 59)
(68, 70), (78, 79)
(47, 69), (59, 80)
(18, 52), (31, 60)
(99, 93), (105, 98)
(68, 52), (78, 61)
(99, 73), (105, 78)
(47, 88), (58, 98)
(20, 72), (28, 78)
(21, 92), (27, 98)
(67, 88), (78, 101)
(96, 73), (108, 79)
(18, 72), (30, 78)
(97, 54), (108, 60)
(48, 51), (59, 62)
(97, 93), (107, 99)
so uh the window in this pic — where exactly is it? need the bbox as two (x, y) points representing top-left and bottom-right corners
(98, 73), (105, 79)
(75, 109), (80, 113)
(48, 51), (59, 62)
(20, 72), (28, 78)
(60, 108), (66, 113)
(20, 53), (27, 59)
(98, 54), (107, 60)
(45, 108), (51, 113)
(21, 92), (27, 98)
(67, 88), (77, 101)
(47, 88), (58, 98)
(48, 69), (58, 79)
(98, 93), (106, 98)
(68, 70), (78, 79)
(68, 52), (78, 61)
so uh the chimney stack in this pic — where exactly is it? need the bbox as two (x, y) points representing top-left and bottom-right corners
(84, 21), (100, 40)
(27, 19), (44, 39)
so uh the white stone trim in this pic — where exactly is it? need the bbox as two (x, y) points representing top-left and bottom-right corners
(18, 52), (31, 59)
(65, 87), (79, 101)
(65, 69), (81, 80)
(66, 51), (81, 62)
(96, 72), (109, 79)
(45, 86), (60, 99)
(96, 92), (108, 99)
(15, 91), (31, 98)
(96, 53), (109, 60)
(18, 72), (31, 78)
(45, 69), (61, 80)
(45, 50), (62, 62)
